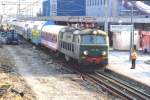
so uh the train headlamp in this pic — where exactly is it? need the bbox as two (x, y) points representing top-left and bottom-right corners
(102, 51), (106, 55)
(93, 31), (97, 35)
(83, 50), (88, 56)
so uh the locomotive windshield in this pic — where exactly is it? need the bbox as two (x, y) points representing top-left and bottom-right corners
(81, 35), (106, 44)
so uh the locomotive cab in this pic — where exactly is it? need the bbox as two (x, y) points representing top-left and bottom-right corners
(59, 27), (109, 68)
(79, 29), (109, 66)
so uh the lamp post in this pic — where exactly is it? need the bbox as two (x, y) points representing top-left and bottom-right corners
(129, 4), (134, 60)
(118, 20), (122, 25)
(17, 0), (21, 16)
(104, 0), (108, 33)
(2, 3), (5, 15)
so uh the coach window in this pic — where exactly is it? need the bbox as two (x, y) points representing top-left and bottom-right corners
(70, 44), (72, 51)
(73, 35), (79, 43)
(64, 42), (66, 49)
(68, 43), (70, 51)
(66, 43), (68, 50)
(60, 32), (63, 40)
(66, 42), (68, 50)
(67, 43), (69, 50)
(61, 42), (63, 48)
(48, 33), (51, 42)
(69, 44), (71, 51)
(53, 35), (55, 43)
(62, 33), (66, 41)
(60, 41), (62, 47)
(43, 32), (46, 39)
(41, 32), (44, 38)
(62, 42), (63, 48)
(53, 35), (56, 43)
(62, 42), (64, 48)
(46, 33), (49, 41)
(51, 34), (53, 42)
(51, 34), (54, 42)
(63, 42), (64, 48)
(53, 35), (57, 43)
(72, 44), (74, 51)
(52, 34), (55, 42)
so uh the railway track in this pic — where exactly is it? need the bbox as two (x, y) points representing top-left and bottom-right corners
(23, 40), (150, 100)
(51, 55), (150, 100)
(38, 46), (150, 100)
(81, 71), (150, 100)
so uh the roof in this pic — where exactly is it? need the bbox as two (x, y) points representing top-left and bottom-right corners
(61, 27), (107, 35)
(32, 21), (46, 30)
(42, 25), (66, 35)
(81, 29), (107, 35)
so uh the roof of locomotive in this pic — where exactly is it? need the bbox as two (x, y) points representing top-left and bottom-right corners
(60, 26), (78, 33)
(72, 28), (107, 35)
(60, 27), (107, 35)
(80, 29), (107, 35)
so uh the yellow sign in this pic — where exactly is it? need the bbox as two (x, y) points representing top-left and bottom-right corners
(32, 30), (40, 38)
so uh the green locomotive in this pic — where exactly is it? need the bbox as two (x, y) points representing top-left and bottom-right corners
(59, 27), (109, 69)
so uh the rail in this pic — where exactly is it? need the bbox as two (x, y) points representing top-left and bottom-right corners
(82, 72), (150, 100)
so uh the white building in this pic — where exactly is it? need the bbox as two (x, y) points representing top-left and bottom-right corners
(113, 31), (140, 50)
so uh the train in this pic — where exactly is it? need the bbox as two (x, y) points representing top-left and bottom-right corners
(10, 20), (109, 71)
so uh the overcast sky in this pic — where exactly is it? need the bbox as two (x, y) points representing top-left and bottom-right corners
(0, 0), (42, 16)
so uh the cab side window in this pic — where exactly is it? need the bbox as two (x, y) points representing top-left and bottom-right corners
(73, 35), (79, 43)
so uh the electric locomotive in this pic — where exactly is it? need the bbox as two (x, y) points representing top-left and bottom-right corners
(59, 27), (109, 68)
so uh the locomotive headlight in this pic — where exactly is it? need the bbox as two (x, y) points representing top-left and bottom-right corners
(102, 51), (106, 56)
(83, 50), (88, 56)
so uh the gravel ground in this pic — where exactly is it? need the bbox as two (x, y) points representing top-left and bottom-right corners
(1, 42), (121, 100)
(0, 46), (36, 100)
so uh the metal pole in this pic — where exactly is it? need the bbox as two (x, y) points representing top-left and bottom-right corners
(3, 4), (5, 15)
(104, 0), (108, 33)
(17, 0), (20, 16)
(129, 5), (134, 60)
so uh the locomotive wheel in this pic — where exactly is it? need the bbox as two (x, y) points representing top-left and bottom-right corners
(65, 55), (70, 62)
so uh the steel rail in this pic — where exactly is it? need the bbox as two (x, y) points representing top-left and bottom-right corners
(82, 72), (150, 100)
(96, 71), (150, 99)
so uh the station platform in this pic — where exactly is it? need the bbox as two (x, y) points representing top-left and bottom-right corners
(107, 51), (150, 87)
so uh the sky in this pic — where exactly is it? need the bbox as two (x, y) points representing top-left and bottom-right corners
(0, 0), (43, 17)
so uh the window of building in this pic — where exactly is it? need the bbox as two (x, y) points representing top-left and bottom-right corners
(98, 0), (100, 5)
(96, 0), (98, 6)
(93, 0), (95, 6)
(101, 0), (102, 5)
(89, 0), (91, 6)
(87, 0), (89, 6)
(95, 0), (96, 6)
(92, 0), (94, 6)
